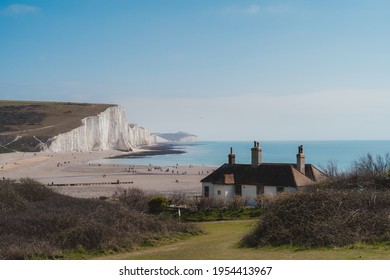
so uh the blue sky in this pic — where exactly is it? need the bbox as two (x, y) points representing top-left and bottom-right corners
(1, 1), (390, 140)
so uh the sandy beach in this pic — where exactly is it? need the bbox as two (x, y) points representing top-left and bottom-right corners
(0, 150), (215, 198)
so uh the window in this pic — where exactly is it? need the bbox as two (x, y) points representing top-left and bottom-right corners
(276, 187), (284, 193)
(217, 190), (222, 195)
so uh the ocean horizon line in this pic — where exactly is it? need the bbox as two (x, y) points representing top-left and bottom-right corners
(92, 140), (390, 172)
(195, 139), (390, 143)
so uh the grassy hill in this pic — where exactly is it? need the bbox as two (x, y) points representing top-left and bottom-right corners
(0, 100), (114, 152)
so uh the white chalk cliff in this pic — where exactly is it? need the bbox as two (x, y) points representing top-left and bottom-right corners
(47, 106), (155, 152)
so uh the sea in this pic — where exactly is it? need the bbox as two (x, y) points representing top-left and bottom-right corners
(95, 140), (390, 172)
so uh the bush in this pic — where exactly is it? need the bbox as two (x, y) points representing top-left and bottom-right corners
(57, 220), (106, 250)
(0, 179), (201, 259)
(254, 194), (273, 209)
(228, 195), (247, 210)
(116, 188), (151, 213)
(195, 197), (226, 211)
(352, 153), (390, 177)
(15, 178), (55, 201)
(167, 192), (191, 206)
(242, 189), (390, 248)
(0, 180), (28, 212)
(148, 196), (168, 214)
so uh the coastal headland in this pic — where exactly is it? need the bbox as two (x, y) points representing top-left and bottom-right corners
(0, 100), (207, 197)
(111, 143), (187, 158)
(0, 146), (214, 198)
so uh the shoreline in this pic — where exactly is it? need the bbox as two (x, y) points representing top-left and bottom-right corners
(111, 142), (187, 158)
(0, 148), (214, 199)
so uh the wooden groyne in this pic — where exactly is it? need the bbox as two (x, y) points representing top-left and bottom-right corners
(48, 180), (133, 187)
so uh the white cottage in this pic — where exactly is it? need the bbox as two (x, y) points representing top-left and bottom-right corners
(200, 142), (327, 206)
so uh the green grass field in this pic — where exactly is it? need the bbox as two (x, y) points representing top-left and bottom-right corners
(98, 220), (390, 260)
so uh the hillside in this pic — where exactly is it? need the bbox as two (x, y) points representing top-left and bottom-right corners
(0, 100), (154, 153)
(153, 131), (198, 142)
(0, 100), (113, 137)
(0, 101), (114, 152)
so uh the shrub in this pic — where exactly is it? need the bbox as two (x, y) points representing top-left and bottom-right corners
(148, 196), (168, 214)
(228, 195), (247, 210)
(254, 194), (273, 209)
(352, 153), (390, 177)
(195, 197), (226, 211)
(0, 178), (201, 259)
(116, 188), (151, 212)
(15, 178), (55, 201)
(168, 192), (191, 206)
(57, 220), (106, 250)
(0, 180), (28, 212)
(242, 189), (390, 248)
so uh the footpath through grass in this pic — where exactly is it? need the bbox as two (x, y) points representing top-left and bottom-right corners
(98, 220), (390, 260)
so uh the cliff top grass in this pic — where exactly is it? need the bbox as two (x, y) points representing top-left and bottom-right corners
(0, 100), (115, 138)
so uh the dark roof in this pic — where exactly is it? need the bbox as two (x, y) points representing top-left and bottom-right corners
(201, 163), (327, 187)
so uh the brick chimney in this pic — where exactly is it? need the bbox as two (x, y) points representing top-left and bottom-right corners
(296, 145), (305, 174)
(228, 147), (235, 165)
(251, 141), (262, 167)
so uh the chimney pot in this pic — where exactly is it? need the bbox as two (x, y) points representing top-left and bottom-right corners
(251, 141), (262, 167)
(228, 147), (235, 165)
(296, 145), (305, 174)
